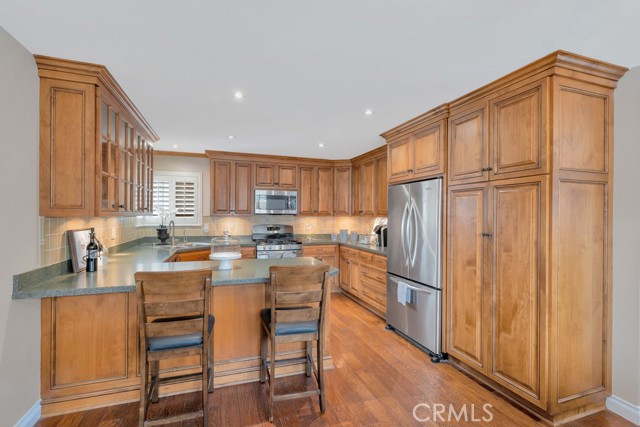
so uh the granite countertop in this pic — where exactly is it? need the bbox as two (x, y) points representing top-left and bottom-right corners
(12, 244), (338, 299)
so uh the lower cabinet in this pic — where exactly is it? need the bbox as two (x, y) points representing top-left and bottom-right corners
(339, 246), (387, 317)
(302, 245), (339, 292)
(170, 246), (256, 262)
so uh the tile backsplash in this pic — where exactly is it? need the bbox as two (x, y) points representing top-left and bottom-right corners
(40, 215), (381, 266)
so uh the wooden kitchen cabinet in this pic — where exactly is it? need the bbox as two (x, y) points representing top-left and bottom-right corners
(302, 245), (339, 292)
(437, 52), (624, 424)
(333, 164), (351, 215)
(448, 79), (549, 185)
(351, 146), (387, 216)
(170, 246), (256, 262)
(384, 112), (447, 184)
(37, 56), (159, 217)
(211, 160), (253, 215)
(299, 165), (333, 215)
(375, 156), (387, 215)
(254, 163), (297, 189)
(339, 246), (387, 317)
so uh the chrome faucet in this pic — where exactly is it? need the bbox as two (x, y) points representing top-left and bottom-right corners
(169, 220), (176, 246)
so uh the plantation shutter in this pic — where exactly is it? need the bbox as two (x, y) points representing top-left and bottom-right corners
(153, 178), (171, 213)
(175, 179), (196, 218)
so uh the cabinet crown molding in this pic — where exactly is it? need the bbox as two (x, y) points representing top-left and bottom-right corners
(34, 55), (159, 142)
(380, 104), (449, 140)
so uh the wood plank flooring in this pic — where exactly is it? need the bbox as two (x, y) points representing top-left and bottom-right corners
(36, 293), (634, 427)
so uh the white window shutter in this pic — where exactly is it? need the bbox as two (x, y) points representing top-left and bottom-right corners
(139, 171), (202, 226)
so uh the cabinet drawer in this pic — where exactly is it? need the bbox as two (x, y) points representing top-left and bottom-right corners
(240, 246), (256, 259)
(303, 245), (337, 257)
(359, 251), (373, 264)
(361, 265), (385, 283)
(361, 278), (386, 308)
(371, 254), (387, 270)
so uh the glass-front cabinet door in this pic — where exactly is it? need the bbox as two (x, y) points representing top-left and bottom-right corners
(99, 98), (120, 214)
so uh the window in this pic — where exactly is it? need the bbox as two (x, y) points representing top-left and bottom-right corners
(139, 171), (202, 226)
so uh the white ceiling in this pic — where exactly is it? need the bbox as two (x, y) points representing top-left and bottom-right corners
(2, 0), (640, 159)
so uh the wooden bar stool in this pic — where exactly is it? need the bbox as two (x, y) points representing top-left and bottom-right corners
(259, 264), (330, 421)
(135, 269), (214, 427)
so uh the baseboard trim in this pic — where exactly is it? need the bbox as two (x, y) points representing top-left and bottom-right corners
(606, 395), (640, 425)
(14, 400), (41, 427)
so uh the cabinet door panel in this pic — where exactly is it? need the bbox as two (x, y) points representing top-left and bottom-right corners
(254, 163), (275, 187)
(491, 80), (548, 179)
(352, 165), (362, 215)
(375, 156), (387, 215)
(490, 178), (547, 407)
(317, 167), (334, 215)
(333, 166), (351, 215)
(40, 79), (96, 216)
(448, 185), (486, 369)
(555, 78), (611, 174)
(449, 106), (487, 184)
(234, 162), (253, 214)
(212, 160), (231, 214)
(298, 166), (315, 215)
(413, 121), (445, 178)
(277, 165), (297, 188)
(362, 160), (376, 215)
(388, 136), (411, 182)
(556, 180), (608, 401)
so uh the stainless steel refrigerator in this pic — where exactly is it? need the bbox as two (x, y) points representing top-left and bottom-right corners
(386, 177), (443, 361)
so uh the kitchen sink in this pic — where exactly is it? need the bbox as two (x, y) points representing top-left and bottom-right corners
(153, 241), (211, 250)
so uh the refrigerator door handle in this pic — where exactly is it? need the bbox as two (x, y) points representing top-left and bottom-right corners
(405, 283), (433, 294)
(410, 200), (419, 267)
(401, 201), (410, 265)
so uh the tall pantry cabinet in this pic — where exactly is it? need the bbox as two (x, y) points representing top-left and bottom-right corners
(446, 52), (626, 424)
(383, 51), (626, 425)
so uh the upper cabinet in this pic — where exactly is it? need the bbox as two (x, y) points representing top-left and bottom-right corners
(448, 79), (549, 185)
(210, 159), (252, 215)
(333, 164), (351, 216)
(254, 163), (297, 189)
(384, 108), (447, 184)
(299, 165), (333, 216)
(351, 146), (387, 216)
(37, 56), (159, 217)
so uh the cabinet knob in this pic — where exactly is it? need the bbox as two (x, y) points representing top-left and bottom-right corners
(481, 166), (493, 172)
(481, 232), (493, 238)
(119, 204), (125, 209)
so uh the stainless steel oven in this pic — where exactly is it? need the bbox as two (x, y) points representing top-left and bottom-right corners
(254, 190), (298, 215)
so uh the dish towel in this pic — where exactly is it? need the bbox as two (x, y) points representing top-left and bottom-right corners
(397, 281), (411, 306)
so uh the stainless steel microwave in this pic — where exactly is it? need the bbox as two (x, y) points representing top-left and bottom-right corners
(254, 190), (298, 215)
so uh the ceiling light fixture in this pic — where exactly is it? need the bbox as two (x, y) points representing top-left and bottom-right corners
(172, 144), (178, 148)
(233, 91), (244, 100)
(364, 109), (374, 116)
(318, 143), (325, 148)
(227, 135), (235, 139)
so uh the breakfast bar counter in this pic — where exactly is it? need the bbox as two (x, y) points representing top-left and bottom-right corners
(21, 244), (338, 416)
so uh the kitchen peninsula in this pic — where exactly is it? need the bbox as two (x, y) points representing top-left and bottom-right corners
(13, 243), (338, 416)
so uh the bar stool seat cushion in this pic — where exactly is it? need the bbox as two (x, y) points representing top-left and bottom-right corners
(260, 308), (318, 336)
(148, 314), (215, 352)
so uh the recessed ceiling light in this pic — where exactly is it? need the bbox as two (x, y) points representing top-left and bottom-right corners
(172, 144), (178, 148)
(364, 109), (374, 116)
(233, 91), (244, 100)
(318, 143), (325, 148)
(227, 135), (235, 139)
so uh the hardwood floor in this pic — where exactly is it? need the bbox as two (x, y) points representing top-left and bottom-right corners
(36, 293), (634, 427)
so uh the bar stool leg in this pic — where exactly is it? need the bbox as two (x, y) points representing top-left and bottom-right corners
(208, 337), (214, 393)
(269, 338), (276, 422)
(305, 341), (312, 377)
(317, 337), (325, 413)
(150, 361), (159, 403)
(139, 358), (147, 427)
(260, 327), (267, 383)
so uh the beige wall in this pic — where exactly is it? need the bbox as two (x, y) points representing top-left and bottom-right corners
(611, 65), (640, 409)
(0, 26), (41, 425)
